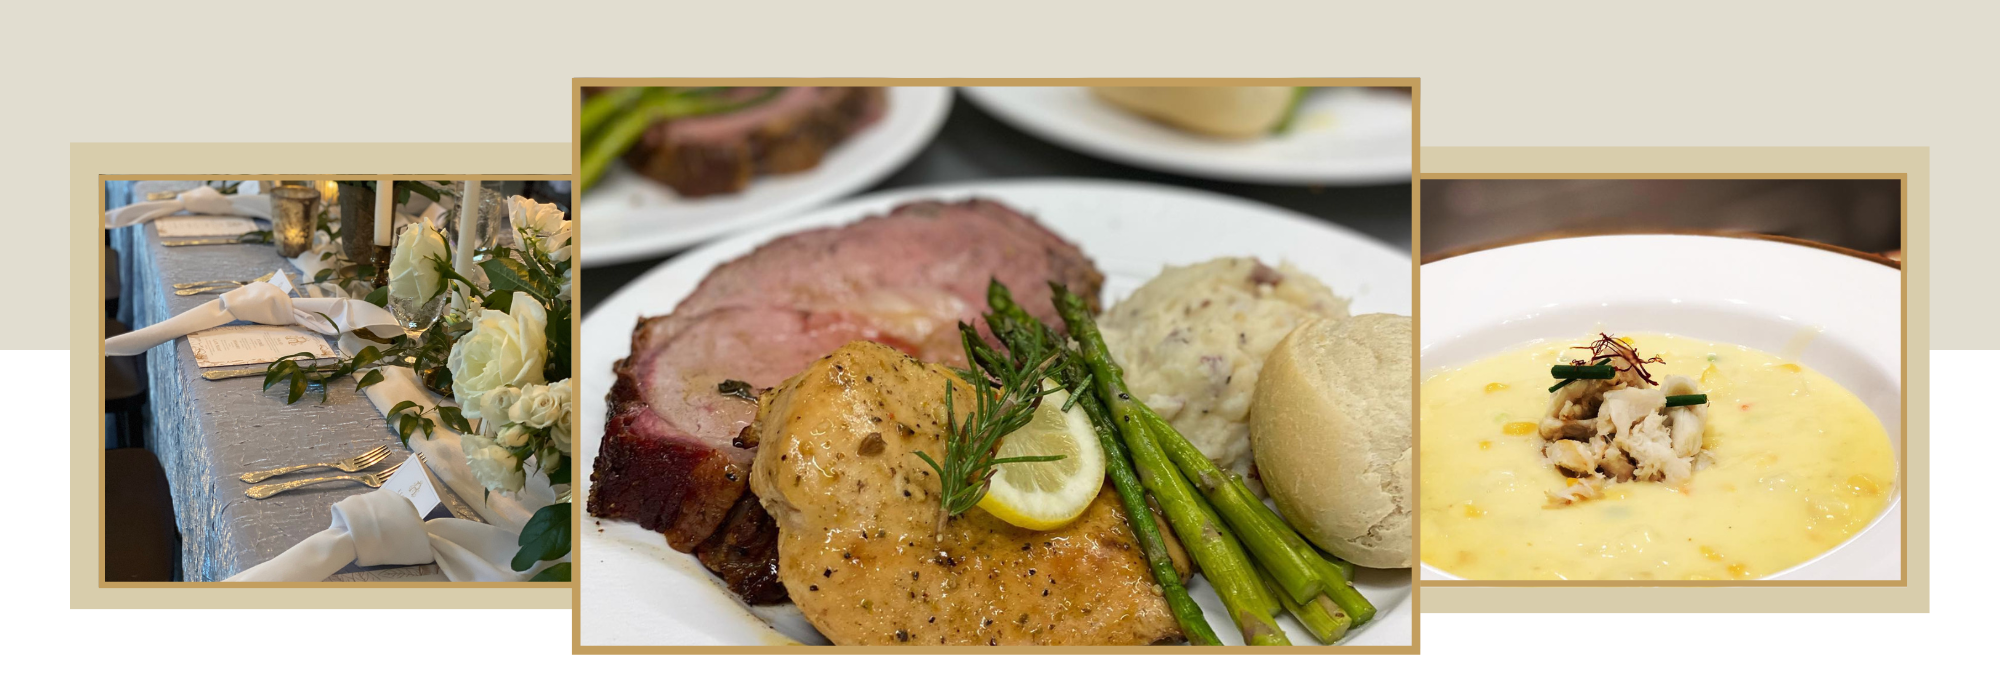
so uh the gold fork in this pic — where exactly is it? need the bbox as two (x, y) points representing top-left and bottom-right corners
(240, 445), (392, 483)
(245, 463), (400, 499)
(174, 271), (278, 289)
(176, 271), (280, 296)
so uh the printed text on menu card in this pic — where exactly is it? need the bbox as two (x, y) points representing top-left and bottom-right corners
(155, 216), (261, 238)
(185, 325), (337, 368)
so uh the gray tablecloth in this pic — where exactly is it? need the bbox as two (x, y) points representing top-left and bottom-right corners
(108, 180), (472, 581)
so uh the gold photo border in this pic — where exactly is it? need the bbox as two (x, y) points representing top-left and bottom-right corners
(1414, 148), (1927, 613)
(71, 144), (574, 609)
(569, 78), (1421, 654)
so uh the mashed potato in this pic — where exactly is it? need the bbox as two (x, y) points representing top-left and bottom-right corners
(1098, 258), (1347, 492)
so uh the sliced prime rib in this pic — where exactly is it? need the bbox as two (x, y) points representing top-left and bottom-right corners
(623, 86), (886, 198)
(590, 199), (1104, 603)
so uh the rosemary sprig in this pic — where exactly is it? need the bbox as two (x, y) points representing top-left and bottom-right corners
(914, 321), (1072, 534)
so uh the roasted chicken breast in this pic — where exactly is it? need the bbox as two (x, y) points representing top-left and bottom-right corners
(749, 341), (1182, 646)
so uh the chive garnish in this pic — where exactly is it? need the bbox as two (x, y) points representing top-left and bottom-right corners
(1665, 394), (1707, 407)
(1551, 364), (1617, 380)
(1548, 358), (1613, 392)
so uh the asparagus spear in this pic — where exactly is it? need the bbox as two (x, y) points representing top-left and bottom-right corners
(983, 283), (1220, 646)
(1259, 562), (1350, 644)
(579, 88), (786, 191)
(1134, 403), (1325, 605)
(1054, 284), (1288, 646)
(1325, 551), (1357, 580)
(579, 86), (652, 144)
(579, 92), (662, 191)
(1137, 402), (1377, 625)
(1310, 553), (1377, 626)
(988, 286), (1277, 616)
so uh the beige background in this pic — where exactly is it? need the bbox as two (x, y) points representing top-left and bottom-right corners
(24, 0), (1975, 621)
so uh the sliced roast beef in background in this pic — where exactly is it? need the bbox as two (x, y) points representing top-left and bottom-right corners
(623, 86), (886, 198)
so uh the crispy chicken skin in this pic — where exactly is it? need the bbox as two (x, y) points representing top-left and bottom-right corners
(749, 342), (1182, 646)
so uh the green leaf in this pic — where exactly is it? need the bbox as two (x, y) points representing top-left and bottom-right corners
(545, 302), (571, 382)
(484, 288), (514, 313)
(354, 264), (376, 278)
(351, 345), (384, 368)
(388, 400), (419, 418)
(544, 453), (570, 486)
(356, 369), (384, 392)
(313, 268), (334, 283)
(435, 405), (472, 434)
(399, 181), (445, 205)
(528, 562), (571, 582)
(397, 413), (418, 448)
(512, 503), (572, 571)
(363, 284), (390, 308)
(479, 256), (558, 301)
(287, 371), (307, 404)
(428, 255), (481, 295)
(263, 360), (291, 391)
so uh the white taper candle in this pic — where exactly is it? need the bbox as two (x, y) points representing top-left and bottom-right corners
(455, 180), (481, 278)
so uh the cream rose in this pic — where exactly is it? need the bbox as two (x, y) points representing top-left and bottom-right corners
(448, 291), (548, 419)
(549, 379), (574, 454)
(477, 386), (523, 427)
(509, 195), (567, 243)
(461, 433), (525, 492)
(496, 423), (534, 449)
(387, 221), (449, 303)
(510, 383), (562, 429)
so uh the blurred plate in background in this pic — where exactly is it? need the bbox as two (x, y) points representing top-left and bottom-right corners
(963, 86), (1411, 186)
(582, 86), (952, 267)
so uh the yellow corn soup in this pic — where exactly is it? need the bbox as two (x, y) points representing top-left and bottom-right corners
(1420, 333), (1896, 580)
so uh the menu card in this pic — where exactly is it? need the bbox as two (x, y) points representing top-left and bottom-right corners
(186, 325), (336, 368)
(378, 454), (445, 520)
(156, 215), (261, 238)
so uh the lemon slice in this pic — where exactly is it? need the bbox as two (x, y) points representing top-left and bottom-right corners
(976, 382), (1105, 530)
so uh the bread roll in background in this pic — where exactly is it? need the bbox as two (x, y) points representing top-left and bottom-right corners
(1090, 87), (1298, 138)
(1251, 314), (1412, 569)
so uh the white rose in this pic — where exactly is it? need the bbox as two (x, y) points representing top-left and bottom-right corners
(547, 379), (574, 454)
(496, 422), (534, 448)
(387, 221), (448, 303)
(477, 385), (522, 429)
(448, 291), (548, 419)
(509, 195), (568, 244)
(461, 433), (525, 492)
(511, 383), (562, 429)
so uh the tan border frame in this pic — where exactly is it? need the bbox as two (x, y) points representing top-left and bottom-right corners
(1415, 150), (1927, 614)
(569, 78), (1421, 654)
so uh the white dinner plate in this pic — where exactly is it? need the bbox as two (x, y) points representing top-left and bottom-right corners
(581, 178), (1413, 647)
(580, 86), (952, 267)
(961, 86), (1412, 186)
(1419, 234), (1903, 581)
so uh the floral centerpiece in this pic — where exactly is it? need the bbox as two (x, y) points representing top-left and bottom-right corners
(259, 193), (574, 581)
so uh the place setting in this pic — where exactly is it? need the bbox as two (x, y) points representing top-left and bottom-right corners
(102, 178), (575, 583)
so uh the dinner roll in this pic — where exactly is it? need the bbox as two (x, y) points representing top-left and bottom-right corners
(1089, 87), (1299, 138)
(1251, 314), (1411, 569)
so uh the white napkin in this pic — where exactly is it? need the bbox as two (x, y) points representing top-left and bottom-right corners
(105, 185), (272, 228)
(224, 485), (540, 582)
(358, 366), (556, 530)
(104, 279), (402, 356)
